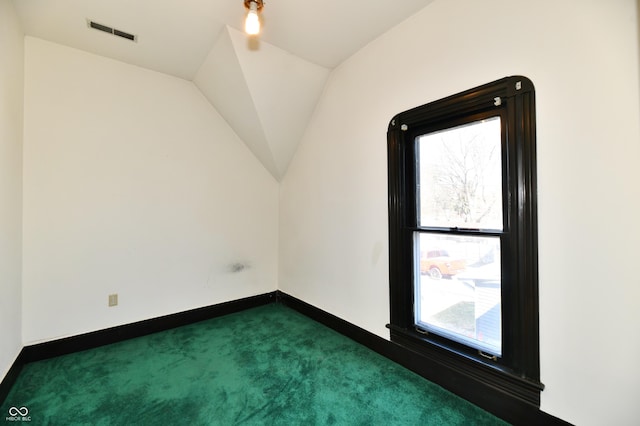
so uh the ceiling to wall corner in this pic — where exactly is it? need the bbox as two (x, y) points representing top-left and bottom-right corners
(194, 27), (330, 180)
(12, 0), (435, 179)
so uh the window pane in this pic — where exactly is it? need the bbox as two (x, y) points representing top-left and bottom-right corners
(417, 117), (503, 230)
(414, 233), (502, 356)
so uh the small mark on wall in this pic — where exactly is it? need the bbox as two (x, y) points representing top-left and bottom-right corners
(229, 262), (250, 273)
(371, 241), (384, 266)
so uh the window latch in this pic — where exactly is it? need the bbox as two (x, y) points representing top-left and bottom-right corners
(452, 226), (480, 232)
(478, 351), (498, 361)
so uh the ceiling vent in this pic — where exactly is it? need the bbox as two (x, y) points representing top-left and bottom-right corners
(87, 19), (137, 42)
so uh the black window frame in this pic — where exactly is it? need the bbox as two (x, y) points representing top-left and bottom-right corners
(387, 76), (543, 406)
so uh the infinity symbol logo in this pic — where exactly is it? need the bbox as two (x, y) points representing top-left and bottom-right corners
(8, 406), (29, 416)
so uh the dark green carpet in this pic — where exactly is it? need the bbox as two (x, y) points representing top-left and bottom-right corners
(2, 304), (507, 425)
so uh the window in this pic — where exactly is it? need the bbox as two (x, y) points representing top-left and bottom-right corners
(387, 76), (543, 405)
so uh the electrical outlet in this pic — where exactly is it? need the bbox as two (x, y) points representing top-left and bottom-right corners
(108, 294), (118, 307)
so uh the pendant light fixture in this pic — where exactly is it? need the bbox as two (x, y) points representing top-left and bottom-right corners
(244, 0), (264, 35)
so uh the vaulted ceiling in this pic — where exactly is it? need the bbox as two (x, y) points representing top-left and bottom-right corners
(12, 0), (434, 179)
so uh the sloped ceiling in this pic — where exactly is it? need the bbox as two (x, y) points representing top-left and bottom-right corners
(11, 0), (434, 179)
(194, 27), (330, 179)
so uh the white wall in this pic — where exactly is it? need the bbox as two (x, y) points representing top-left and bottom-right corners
(279, 0), (640, 424)
(0, 0), (24, 381)
(22, 37), (279, 344)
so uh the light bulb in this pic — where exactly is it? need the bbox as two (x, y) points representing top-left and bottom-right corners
(245, 1), (260, 35)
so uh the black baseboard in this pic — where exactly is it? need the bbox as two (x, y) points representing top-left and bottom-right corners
(22, 292), (277, 364)
(0, 348), (26, 407)
(2, 290), (570, 425)
(0, 291), (276, 404)
(276, 291), (571, 426)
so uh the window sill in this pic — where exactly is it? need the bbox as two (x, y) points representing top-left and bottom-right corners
(387, 324), (544, 407)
